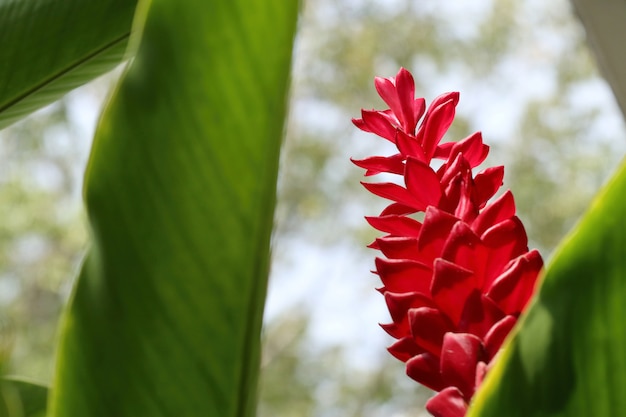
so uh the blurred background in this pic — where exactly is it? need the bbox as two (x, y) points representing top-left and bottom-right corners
(1, 0), (625, 416)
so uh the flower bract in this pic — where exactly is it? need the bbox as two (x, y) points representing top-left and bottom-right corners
(352, 68), (543, 417)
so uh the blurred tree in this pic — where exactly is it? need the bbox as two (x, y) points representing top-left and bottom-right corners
(0, 0), (624, 415)
(0, 100), (87, 380)
(258, 311), (431, 417)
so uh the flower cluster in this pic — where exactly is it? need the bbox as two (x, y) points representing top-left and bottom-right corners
(352, 68), (543, 417)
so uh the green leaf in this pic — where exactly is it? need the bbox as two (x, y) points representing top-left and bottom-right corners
(0, 378), (48, 417)
(467, 157), (626, 417)
(48, 0), (298, 415)
(0, 0), (137, 129)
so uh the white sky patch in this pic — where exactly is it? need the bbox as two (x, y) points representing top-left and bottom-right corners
(267, 238), (392, 369)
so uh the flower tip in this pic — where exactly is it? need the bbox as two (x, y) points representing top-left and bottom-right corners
(349, 156), (359, 165)
(450, 92), (461, 106)
(397, 67), (410, 76)
(447, 91), (460, 101)
(352, 117), (364, 127)
(433, 91), (461, 108)
(373, 75), (388, 84)
(425, 387), (468, 417)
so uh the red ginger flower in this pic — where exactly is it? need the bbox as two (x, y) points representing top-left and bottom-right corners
(352, 68), (543, 417)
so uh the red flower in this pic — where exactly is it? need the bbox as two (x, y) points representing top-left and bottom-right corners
(353, 68), (543, 417)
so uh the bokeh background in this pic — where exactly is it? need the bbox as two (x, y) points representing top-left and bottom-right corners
(1, 0), (625, 416)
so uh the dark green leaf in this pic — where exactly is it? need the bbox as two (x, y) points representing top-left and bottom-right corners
(48, 0), (298, 416)
(0, 378), (48, 417)
(467, 158), (626, 417)
(0, 0), (137, 129)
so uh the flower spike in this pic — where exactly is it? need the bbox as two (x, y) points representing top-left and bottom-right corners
(353, 68), (543, 417)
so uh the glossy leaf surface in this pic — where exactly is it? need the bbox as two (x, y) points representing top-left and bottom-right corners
(0, 0), (137, 128)
(49, 0), (298, 415)
(467, 157), (626, 417)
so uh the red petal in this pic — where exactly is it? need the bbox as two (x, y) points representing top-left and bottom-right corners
(481, 217), (529, 288)
(419, 93), (459, 160)
(473, 166), (504, 207)
(483, 315), (517, 360)
(380, 203), (415, 216)
(380, 321), (408, 339)
(438, 173), (478, 225)
(404, 157), (442, 209)
(486, 249), (543, 314)
(434, 141), (455, 160)
(441, 222), (487, 282)
(471, 190), (516, 236)
(360, 109), (398, 142)
(409, 307), (454, 356)
(439, 152), (471, 191)
(367, 240), (381, 250)
(396, 130), (427, 161)
(449, 131), (489, 168)
(440, 332), (485, 399)
(351, 154), (405, 176)
(366, 215), (422, 237)
(418, 207), (459, 258)
(385, 291), (434, 323)
(424, 92), (460, 120)
(351, 117), (366, 131)
(412, 98), (427, 132)
(457, 291), (505, 337)
(361, 181), (425, 210)
(448, 171), (479, 224)
(406, 352), (446, 391)
(426, 387), (468, 417)
(388, 336), (422, 362)
(374, 76), (402, 120)
(375, 258), (432, 294)
(395, 68), (419, 132)
(482, 216), (528, 249)
(441, 221), (481, 258)
(475, 361), (488, 387)
(431, 259), (476, 326)
(380, 291), (434, 339)
(376, 236), (420, 260)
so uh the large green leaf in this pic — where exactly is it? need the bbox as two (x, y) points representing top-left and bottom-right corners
(0, 0), (137, 129)
(467, 157), (626, 417)
(48, 0), (298, 415)
(0, 378), (47, 417)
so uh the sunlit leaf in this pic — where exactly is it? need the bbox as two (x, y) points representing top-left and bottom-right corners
(48, 0), (299, 415)
(467, 157), (626, 417)
(0, 0), (137, 129)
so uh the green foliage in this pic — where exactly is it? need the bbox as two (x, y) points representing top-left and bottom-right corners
(468, 157), (626, 416)
(45, 0), (298, 414)
(0, 102), (88, 382)
(258, 312), (317, 416)
(0, 378), (48, 417)
(0, 0), (137, 129)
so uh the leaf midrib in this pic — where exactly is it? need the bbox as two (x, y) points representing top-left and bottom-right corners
(0, 32), (130, 114)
